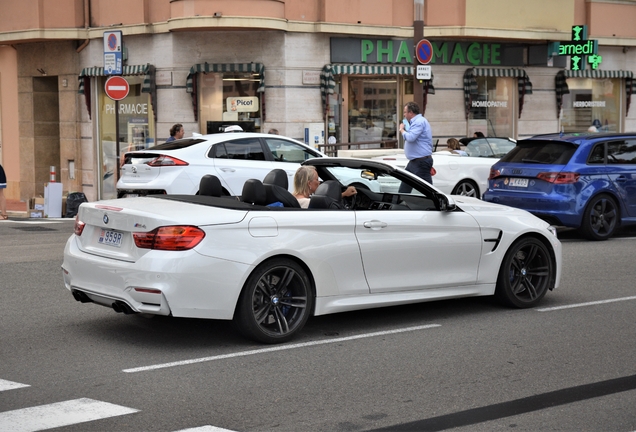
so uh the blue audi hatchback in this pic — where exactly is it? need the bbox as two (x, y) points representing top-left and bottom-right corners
(483, 133), (636, 240)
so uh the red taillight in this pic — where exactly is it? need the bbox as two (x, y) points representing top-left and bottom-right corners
(74, 216), (85, 236)
(488, 168), (501, 180)
(537, 172), (580, 184)
(133, 226), (205, 251)
(146, 156), (189, 167)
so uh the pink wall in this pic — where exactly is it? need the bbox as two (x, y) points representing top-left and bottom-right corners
(588, 2), (636, 38)
(426, 0), (465, 26)
(0, 47), (20, 201)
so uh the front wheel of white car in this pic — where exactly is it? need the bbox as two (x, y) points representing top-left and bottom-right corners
(495, 237), (553, 308)
(235, 258), (313, 344)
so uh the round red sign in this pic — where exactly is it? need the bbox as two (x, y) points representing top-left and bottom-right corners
(104, 76), (129, 101)
(415, 39), (434, 65)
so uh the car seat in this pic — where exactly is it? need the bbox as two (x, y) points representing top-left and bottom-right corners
(308, 180), (343, 209)
(262, 169), (300, 208)
(197, 174), (223, 197)
(240, 179), (267, 205)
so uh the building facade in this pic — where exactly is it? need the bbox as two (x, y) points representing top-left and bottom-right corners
(1, 0), (636, 204)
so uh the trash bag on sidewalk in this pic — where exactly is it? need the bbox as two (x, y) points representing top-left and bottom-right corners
(65, 192), (88, 218)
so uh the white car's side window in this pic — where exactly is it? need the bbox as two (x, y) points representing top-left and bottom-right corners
(209, 138), (266, 160)
(265, 138), (319, 163)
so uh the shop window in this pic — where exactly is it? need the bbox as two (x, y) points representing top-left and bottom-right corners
(468, 77), (515, 138)
(199, 72), (262, 133)
(98, 76), (155, 200)
(348, 78), (398, 145)
(561, 79), (621, 133)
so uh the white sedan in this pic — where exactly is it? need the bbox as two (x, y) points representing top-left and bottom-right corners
(116, 132), (325, 197)
(372, 137), (516, 199)
(63, 158), (561, 344)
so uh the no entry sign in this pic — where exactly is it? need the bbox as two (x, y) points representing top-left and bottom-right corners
(104, 76), (129, 101)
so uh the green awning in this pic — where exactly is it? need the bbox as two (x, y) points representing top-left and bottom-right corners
(78, 64), (153, 95)
(186, 62), (265, 93)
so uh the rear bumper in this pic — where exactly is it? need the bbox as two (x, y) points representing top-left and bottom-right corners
(62, 235), (251, 320)
(483, 190), (583, 228)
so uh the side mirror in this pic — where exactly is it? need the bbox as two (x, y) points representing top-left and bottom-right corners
(438, 194), (457, 212)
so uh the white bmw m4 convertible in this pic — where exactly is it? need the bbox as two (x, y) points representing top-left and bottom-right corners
(62, 158), (561, 343)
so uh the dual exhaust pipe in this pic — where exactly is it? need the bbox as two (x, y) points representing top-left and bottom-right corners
(71, 289), (137, 315)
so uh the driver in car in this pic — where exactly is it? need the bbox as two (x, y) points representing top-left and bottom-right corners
(293, 166), (356, 208)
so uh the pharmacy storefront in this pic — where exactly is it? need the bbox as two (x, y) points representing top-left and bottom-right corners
(321, 38), (535, 142)
(78, 64), (156, 199)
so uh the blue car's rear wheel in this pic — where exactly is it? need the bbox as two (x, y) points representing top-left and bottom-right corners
(495, 237), (553, 308)
(580, 194), (619, 241)
(235, 258), (313, 344)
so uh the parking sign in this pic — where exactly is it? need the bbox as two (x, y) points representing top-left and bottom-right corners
(103, 31), (123, 75)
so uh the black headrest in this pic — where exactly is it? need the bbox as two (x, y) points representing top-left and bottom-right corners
(263, 169), (289, 190)
(241, 179), (267, 205)
(264, 184), (301, 208)
(198, 174), (223, 197)
(308, 180), (342, 209)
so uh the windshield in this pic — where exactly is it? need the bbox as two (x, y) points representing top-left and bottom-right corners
(324, 166), (428, 196)
(465, 138), (516, 158)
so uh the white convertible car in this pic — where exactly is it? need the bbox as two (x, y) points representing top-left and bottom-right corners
(372, 137), (516, 199)
(63, 158), (561, 344)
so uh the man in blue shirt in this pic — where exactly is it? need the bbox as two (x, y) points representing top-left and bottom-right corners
(399, 102), (433, 191)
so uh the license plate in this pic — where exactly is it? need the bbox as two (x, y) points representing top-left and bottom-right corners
(509, 178), (528, 187)
(124, 193), (139, 198)
(98, 229), (123, 248)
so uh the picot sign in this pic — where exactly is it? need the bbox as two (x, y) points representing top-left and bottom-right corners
(556, 25), (602, 71)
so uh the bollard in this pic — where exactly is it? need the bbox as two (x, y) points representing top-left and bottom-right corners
(50, 166), (56, 182)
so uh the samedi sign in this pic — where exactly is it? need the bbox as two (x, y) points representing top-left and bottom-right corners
(330, 38), (524, 66)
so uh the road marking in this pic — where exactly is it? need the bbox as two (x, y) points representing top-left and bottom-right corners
(0, 379), (30, 392)
(123, 324), (441, 373)
(175, 426), (237, 432)
(0, 398), (139, 432)
(537, 295), (636, 312)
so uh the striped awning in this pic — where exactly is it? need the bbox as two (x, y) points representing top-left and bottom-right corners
(463, 68), (533, 119)
(555, 69), (635, 118)
(320, 64), (435, 118)
(78, 64), (153, 95)
(186, 63), (265, 93)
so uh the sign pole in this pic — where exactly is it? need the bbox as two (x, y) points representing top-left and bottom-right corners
(115, 101), (120, 181)
(413, 19), (424, 112)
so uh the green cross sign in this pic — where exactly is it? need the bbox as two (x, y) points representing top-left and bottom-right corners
(556, 25), (602, 71)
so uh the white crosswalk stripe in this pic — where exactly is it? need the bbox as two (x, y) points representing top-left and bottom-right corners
(0, 398), (139, 432)
(0, 379), (30, 392)
(0, 378), (234, 431)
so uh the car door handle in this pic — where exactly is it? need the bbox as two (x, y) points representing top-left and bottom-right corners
(615, 175), (626, 182)
(220, 168), (236, 172)
(363, 220), (388, 230)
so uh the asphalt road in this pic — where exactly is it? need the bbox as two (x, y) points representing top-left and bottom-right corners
(0, 219), (635, 431)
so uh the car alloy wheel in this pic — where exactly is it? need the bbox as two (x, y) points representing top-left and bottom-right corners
(235, 258), (313, 343)
(580, 194), (618, 241)
(451, 180), (480, 199)
(495, 237), (553, 308)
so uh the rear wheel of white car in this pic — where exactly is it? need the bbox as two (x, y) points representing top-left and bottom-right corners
(451, 180), (480, 199)
(235, 258), (313, 344)
(495, 237), (552, 308)
(579, 194), (619, 241)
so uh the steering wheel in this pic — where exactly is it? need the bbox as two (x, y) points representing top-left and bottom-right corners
(342, 193), (357, 210)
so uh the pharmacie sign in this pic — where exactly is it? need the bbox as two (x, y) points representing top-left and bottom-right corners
(555, 25), (602, 71)
(330, 37), (525, 66)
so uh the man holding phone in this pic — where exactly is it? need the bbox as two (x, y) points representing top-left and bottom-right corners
(399, 101), (433, 190)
